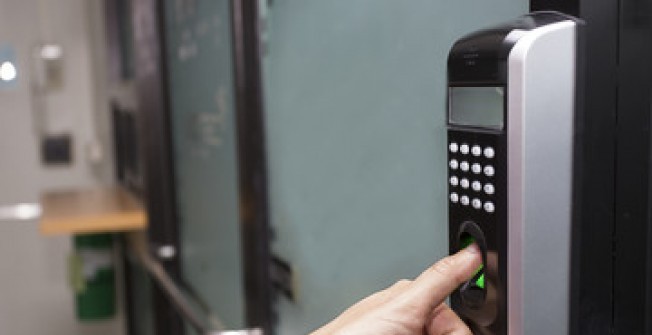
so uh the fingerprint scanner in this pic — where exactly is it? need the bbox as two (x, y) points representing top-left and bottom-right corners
(460, 233), (485, 289)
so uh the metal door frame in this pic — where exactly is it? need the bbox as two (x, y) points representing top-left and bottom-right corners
(230, 0), (274, 332)
(131, 0), (185, 334)
(126, 0), (275, 333)
(613, 1), (652, 333)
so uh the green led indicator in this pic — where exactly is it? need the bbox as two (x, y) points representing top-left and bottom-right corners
(476, 274), (485, 289)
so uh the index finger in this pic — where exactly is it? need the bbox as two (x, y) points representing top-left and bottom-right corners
(400, 244), (482, 315)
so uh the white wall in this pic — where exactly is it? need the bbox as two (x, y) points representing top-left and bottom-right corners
(36, 0), (114, 189)
(0, 0), (123, 334)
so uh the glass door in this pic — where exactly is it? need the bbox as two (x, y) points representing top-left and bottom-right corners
(260, 1), (528, 333)
(162, 0), (246, 330)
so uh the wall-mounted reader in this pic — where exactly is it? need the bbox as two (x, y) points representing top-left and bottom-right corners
(447, 12), (582, 335)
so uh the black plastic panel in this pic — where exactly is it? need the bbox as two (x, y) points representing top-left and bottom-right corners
(531, 0), (579, 16)
(448, 12), (579, 85)
(448, 128), (507, 335)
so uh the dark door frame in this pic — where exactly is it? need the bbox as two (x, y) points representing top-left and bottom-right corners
(613, 1), (652, 333)
(230, 0), (275, 332)
(129, 0), (275, 333)
(131, 0), (185, 334)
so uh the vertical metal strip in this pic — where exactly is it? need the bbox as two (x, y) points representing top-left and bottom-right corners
(131, 0), (184, 333)
(230, 0), (274, 332)
(119, 235), (139, 335)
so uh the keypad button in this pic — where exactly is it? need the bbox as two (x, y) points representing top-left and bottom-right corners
(484, 183), (495, 195)
(460, 144), (470, 155)
(460, 161), (470, 172)
(484, 165), (495, 177)
(449, 159), (459, 170)
(460, 196), (470, 206)
(471, 145), (482, 156)
(449, 176), (459, 187)
(472, 181), (482, 192)
(471, 163), (482, 174)
(472, 198), (482, 209)
(484, 201), (495, 213)
(460, 178), (470, 189)
(484, 147), (495, 159)
(449, 142), (459, 153)
(450, 193), (459, 203)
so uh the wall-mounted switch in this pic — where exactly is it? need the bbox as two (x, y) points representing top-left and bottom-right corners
(41, 134), (72, 165)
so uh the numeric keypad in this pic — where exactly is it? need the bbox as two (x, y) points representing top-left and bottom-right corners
(448, 141), (497, 214)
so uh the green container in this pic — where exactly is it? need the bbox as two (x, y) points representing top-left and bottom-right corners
(70, 234), (116, 320)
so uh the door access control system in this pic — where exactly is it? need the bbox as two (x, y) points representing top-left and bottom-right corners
(447, 12), (582, 335)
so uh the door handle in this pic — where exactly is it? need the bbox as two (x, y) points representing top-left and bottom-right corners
(127, 231), (264, 335)
(0, 203), (41, 221)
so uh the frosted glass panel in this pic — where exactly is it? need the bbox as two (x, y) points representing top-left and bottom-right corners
(261, 1), (527, 333)
(163, 0), (245, 329)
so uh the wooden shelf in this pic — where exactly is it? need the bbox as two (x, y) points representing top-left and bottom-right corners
(40, 187), (147, 235)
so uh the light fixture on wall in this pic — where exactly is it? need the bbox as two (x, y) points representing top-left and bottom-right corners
(39, 44), (63, 60)
(0, 45), (18, 88)
(0, 61), (17, 82)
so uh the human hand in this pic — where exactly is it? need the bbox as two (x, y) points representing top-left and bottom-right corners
(311, 244), (481, 335)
